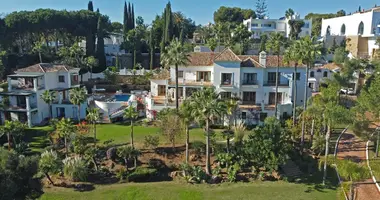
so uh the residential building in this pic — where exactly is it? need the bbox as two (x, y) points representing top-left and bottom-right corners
(243, 13), (312, 39)
(145, 49), (310, 125)
(308, 63), (338, 92)
(321, 6), (380, 58)
(0, 64), (87, 127)
(79, 33), (125, 56)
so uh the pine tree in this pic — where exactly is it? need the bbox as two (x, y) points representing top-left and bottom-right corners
(96, 16), (106, 69)
(88, 1), (94, 11)
(255, 0), (268, 19)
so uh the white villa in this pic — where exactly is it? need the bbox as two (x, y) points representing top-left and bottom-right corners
(145, 49), (311, 125)
(321, 6), (380, 58)
(243, 13), (312, 39)
(0, 63), (87, 127)
(308, 63), (338, 92)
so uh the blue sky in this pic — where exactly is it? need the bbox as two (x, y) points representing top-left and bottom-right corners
(0, 0), (378, 25)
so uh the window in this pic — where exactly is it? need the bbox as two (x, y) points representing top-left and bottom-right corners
(252, 23), (259, 27)
(262, 24), (272, 27)
(196, 71), (211, 82)
(293, 73), (301, 80)
(59, 75), (65, 83)
(241, 112), (247, 120)
(310, 71), (315, 78)
(221, 73), (232, 85)
(220, 92), (232, 99)
(358, 21), (364, 35)
(243, 92), (256, 103)
(269, 92), (282, 104)
(243, 73), (257, 84)
(267, 72), (280, 85)
(260, 113), (268, 121)
(323, 71), (328, 77)
(341, 24), (346, 36)
(178, 71), (184, 78)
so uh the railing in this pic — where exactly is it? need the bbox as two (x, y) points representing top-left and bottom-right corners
(242, 80), (258, 85)
(263, 80), (289, 86)
(220, 80), (232, 87)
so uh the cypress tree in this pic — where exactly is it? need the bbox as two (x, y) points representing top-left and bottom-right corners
(96, 8), (99, 13)
(132, 4), (135, 29)
(160, 2), (173, 52)
(115, 54), (120, 69)
(160, 7), (167, 53)
(128, 2), (132, 30)
(149, 29), (155, 70)
(96, 15), (106, 71)
(123, 1), (128, 38)
(88, 1), (94, 11)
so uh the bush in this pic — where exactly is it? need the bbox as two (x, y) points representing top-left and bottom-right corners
(148, 158), (166, 169)
(127, 167), (158, 182)
(227, 163), (241, 182)
(144, 135), (159, 150)
(116, 168), (127, 182)
(191, 141), (206, 156)
(63, 156), (88, 182)
(186, 166), (208, 184)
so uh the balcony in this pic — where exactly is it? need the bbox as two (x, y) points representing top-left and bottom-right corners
(263, 80), (289, 87)
(242, 80), (258, 85)
(169, 80), (212, 87)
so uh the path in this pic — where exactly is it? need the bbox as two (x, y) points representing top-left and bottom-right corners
(337, 131), (380, 200)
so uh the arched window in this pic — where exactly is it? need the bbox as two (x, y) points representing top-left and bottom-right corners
(340, 24), (346, 36)
(323, 71), (328, 77)
(358, 22), (364, 35)
(326, 26), (331, 36)
(310, 71), (315, 78)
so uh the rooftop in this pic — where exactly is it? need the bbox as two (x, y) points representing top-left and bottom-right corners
(15, 63), (74, 73)
(8, 74), (44, 78)
(0, 91), (34, 96)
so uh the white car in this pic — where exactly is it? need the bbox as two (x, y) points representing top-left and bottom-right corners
(340, 88), (355, 95)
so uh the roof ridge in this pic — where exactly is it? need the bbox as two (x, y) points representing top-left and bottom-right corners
(213, 48), (241, 62)
(38, 63), (46, 73)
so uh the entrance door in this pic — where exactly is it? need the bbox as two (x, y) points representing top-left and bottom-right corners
(158, 85), (166, 96)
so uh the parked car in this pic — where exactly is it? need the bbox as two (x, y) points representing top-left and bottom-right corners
(340, 88), (355, 95)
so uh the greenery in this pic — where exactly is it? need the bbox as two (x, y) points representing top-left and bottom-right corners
(39, 150), (62, 185)
(62, 156), (88, 182)
(143, 135), (160, 150)
(213, 6), (256, 24)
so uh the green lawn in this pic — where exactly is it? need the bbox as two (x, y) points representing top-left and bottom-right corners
(368, 142), (380, 180)
(39, 181), (337, 200)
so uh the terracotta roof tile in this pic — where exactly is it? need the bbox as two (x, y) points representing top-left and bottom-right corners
(240, 57), (262, 67)
(16, 63), (73, 73)
(214, 48), (242, 62)
(188, 52), (215, 66)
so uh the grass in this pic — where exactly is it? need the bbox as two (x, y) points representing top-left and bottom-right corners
(39, 181), (337, 200)
(368, 141), (380, 180)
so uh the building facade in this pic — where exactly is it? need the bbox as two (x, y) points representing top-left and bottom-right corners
(321, 6), (380, 58)
(146, 49), (310, 125)
(0, 64), (87, 127)
(243, 14), (312, 39)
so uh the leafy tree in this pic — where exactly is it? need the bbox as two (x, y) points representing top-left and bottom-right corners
(0, 149), (40, 200)
(244, 117), (291, 171)
(233, 23), (252, 54)
(62, 156), (88, 182)
(0, 120), (27, 150)
(39, 150), (62, 185)
(88, 1), (94, 11)
(160, 38), (190, 110)
(206, 37), (217, 52)
(190, 87), (227, 174)
(124, 106), (138, 150)
(288, 20), (305, 40)
(117, 145), (140, 171)
(122, 28), (144, 68)
(40, 90), (56, 119)
(56, 118), (76, 154)
(111, 22), (123, 33)
(336, 9), (346, 17)
(266, 32), (286, 118)
(159, 111), (183, 151)
(143, 135), (159, 150)
(259, 34), (268, 52)
(285, 8), (295, 19)
(103, 66), (118, 84)
(180, 100), (194, 163)
(333, 47), (348, 64)
(86, 107), (100, 146)
(0, 51), (5, 80)
(255, 0), (268, 19)
(85, 146), (99, 171)
(213, 6), (256, 24)
(69, 87), (87, 122)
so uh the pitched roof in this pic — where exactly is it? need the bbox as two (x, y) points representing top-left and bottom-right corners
(188, 52), (215, 66)
(240, 57), (262, 67)
(214, 48), (242, 62)
(16, 63), (73, 73)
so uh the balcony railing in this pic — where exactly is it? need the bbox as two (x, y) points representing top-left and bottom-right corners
(263, 80), (289, 87)
(242, 80), (258, 85)
(220, 80), (233, 87)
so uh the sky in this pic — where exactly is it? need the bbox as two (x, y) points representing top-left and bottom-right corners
(0, 0), (378, 25)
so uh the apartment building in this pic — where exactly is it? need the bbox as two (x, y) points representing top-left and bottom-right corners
(0, 63), (87, 127)
(146, 49), (310, 125)
(243, 13), (312, 39)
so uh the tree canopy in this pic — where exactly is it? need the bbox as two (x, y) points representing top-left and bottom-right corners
(214, 6), (256, 24)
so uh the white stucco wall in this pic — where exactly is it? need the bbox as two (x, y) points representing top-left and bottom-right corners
(214, 62), (241, 95)
(170, 66), (214, 83)
(150, 80), (167, 97)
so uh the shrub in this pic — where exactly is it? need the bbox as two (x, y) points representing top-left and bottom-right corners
(39, 150), (62, 185)
(148, 158), (166, 169)
(188, 166), (208, 184)
(106, 147), (117, 161)
(63, 156), (88, 182)
(127, 167), (158, 182)
(144, 135), (159, 150)
(191, 141), (205, 156)
(227, 163), (241, 182)
(116, 167), (127, 182)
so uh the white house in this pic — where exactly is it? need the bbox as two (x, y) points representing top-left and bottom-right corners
(321, 6), (380, 58)
(308, 63), (338, 92)
(243, 13), (312, 39)
(79, 33), (125, 56)
(0, 64), (88, 127)
(145, 49), (311, 125)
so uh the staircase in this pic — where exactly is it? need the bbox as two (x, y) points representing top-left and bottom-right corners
(280, 160), (303, 177)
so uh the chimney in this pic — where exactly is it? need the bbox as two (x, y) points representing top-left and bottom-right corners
(259, 51), (267, 67)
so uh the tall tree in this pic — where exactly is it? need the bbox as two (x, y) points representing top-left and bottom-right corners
(69, 87), (87, 122)
(233, 23), (252, 54)
(180, 100), (193, 163)
(88, 1), (94, 11)
(40, 90), (56, 119)
(149, 28), (156, 70)
(86, 108), (100, 146)
(56, 118), (76, 154)
(96, 15), (106, 68)
(160, 38), (190, 110)
(123, 106), (139, 167)
(288, 20), (305, 40)
(213, 6), (256, 24)
(123, 1), (128, 37)
(190, 87), (227, 174)
(161, 2), (174, 52)
(86, 1), (96, 56)
(0, 120), (27, 150)
(266, 32), (286, 118)
(285, 8), (295, 19)
(298, 36), (322, 148)
(255, 0), (268, 19)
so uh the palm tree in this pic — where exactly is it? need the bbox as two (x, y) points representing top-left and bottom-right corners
(39, 150), (61, 185)
(190, 87), (227, 174)
(160, 38), (190, 110)
(284, 41), (302, 126)
(266, 32), (286, 118)
(86, 108), (100, 146)
(299, 36), (322, 148)
(124, 106), (139, 167)
(0, 120), (27, 150)
(285, 8), (295, 19)
(69, 87), (87, 122)
(179, 99), (193, 163)
(86, 56), (98, 80)
(117, 145), (140, 171)
(40, 90), (56, 119)
(56, 118), (76, 155)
